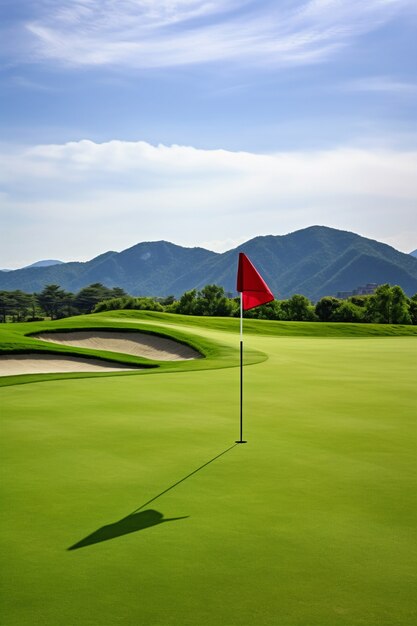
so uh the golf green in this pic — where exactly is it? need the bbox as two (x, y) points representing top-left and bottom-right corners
(1, 314), (416, 626)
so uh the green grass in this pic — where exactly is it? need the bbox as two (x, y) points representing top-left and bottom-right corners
(0, 312), (268, 387)
(1, 311), (416, 388)
(1, 312), (416, 625)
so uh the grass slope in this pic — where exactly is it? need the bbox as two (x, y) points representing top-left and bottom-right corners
(1, 312), (416, 626)
(0, 312), (267, 387)
(2, 311), (416, 388)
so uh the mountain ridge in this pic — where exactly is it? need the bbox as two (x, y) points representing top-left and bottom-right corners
(1, 226), (417, 300)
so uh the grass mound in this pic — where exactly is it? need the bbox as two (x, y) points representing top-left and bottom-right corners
(0, 312), (267, 386)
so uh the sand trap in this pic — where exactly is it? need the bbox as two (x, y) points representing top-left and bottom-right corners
(34, 330), (201, 361)
(0, 354), (139, 377)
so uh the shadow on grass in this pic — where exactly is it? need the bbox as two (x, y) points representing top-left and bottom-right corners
(68, 509), (187, 551)
(131, 443), (238, 515)
(68, 443), (237, 551)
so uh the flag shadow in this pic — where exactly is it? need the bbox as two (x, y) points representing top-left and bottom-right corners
(131, 442), (238, 515)
(68, 509), (188, 551)
(68, 443), (237, 551)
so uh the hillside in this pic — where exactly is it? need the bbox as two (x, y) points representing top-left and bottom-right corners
(1, 226), (417, 299)
(169, 226), (417, 299)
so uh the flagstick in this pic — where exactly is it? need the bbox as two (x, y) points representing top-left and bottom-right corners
(236, 292), (247, 444)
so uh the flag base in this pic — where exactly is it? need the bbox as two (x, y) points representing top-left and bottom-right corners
(235, 440), (247, 444)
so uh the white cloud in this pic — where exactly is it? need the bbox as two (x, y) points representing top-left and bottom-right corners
(343, 76), (417, 95)
(1, 138), (417, 267)
(14, 0), (414, 69)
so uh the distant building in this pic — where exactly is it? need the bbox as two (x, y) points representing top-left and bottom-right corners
(336, 283), (378, 299)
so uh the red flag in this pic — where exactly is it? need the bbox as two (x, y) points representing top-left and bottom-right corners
(236, 252), (274, 311)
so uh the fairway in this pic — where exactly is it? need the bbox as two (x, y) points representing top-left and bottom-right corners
(1, 313), (416, 626)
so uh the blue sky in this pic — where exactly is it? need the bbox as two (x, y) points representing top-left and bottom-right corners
(1, 0), (416, 268)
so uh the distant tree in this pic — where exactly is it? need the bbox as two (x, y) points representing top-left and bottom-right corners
(390, 285), (411, 324)
(286, 294), (317, 321)
(409, 294), (417, 325)
(365, 284), (411, 324)
(0, 291), (9, 322)
(242, 300), (282, 320)
(175, 289), (198, 315)
(93, 296), (163, 313)
(0, 291), (43, 322)
(27, 293), (44, 321)
(74, 283), (126, 314)
(193, 285), (234, 317)
(365, 284), (392, 323)
(12, 291), (35, 321)
(93, 296), (133, 313)
(157, 295), (175, 306)
(331, 301), (364, 323)
(173, 285), (234, 317)
(0, 291), (27, 322)
(111, 287), (127, 298)
(0, 291), (17, 322)
(315, 296), (342, 322)
(36, 285), (74, 319)
(348, 295), (370, 308)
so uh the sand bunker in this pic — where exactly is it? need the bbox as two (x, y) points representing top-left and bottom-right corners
(0, 354), (139, 377)
(34, 330), (201, 361)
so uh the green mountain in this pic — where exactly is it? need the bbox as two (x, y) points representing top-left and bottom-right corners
(1, 226), (417, 299)
(0, 242), (217, 295)
(169, 226), (417, 299)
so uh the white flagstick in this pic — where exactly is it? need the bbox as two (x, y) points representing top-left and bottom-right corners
(240, 290), (243, 340)
(237, 292), (247, 443)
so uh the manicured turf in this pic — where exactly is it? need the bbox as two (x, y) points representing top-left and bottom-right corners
(1, 313), (416, 625)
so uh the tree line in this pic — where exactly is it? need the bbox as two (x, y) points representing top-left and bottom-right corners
(0, 283), (127, 323)
(1, 282), (416, 325)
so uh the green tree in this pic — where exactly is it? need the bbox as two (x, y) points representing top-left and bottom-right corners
(110, 287), (127, 299)
(0, 291), (43, 322)
(12, 291), (35, 321)
(315, 296), (342, 322)
(157, 295), (175, 306)
(94, 296), (163, 313)
(348, 295), (369, 308)
(36, 285), (74, 319)
(390, 285), (411, 324)
(366, 284), (392, 323)
(409, 294), (417, 325)
(74, 283), (121, 314)
(365, 284), (411, 324)
(287, 294), (317, 321)
(175, 289), (197, 315)
(194, 285), (233, 316)
(0, 291), (17, 322)
(331, 301), (364, 323)
(242, 300), (282, 320)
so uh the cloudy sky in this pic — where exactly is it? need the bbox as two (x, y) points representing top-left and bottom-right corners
(1, 0), (416, 268)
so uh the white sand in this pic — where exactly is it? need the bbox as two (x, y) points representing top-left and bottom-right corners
(0, 354), (139, 377)
(34, 330), (201, 361)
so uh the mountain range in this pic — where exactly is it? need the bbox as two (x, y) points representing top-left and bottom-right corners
(0, 259), (63, 272)
(1, 226), (417, 300)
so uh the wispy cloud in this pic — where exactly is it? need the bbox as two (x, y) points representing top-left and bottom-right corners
(12, 0), (414, 69)
(343, 76), (417, 95)
(1, 138), (416, 267)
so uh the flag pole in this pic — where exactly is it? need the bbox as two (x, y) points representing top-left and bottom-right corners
(235, 252), (273, 445)
(237, 291), (247, 443)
